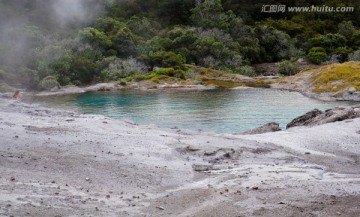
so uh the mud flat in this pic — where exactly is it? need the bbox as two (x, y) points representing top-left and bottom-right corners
(1, 97), (360, 217)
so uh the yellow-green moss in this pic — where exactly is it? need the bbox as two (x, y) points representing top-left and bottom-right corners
(310, 62), (360, 93)
(203, 79), (272, 88)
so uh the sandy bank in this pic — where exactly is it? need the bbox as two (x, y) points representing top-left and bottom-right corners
(1, 97), (360, 216)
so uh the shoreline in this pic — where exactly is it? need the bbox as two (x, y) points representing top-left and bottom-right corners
(28, 79), (360, 102)
(1, 97), (360, 216)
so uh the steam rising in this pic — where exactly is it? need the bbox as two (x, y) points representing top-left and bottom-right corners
(0, 0), (105, 67)
(53, 0), (86, 26)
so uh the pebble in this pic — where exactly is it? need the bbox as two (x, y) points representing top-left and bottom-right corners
(156, 206), (165, 210)
(85, 177), (90, 181)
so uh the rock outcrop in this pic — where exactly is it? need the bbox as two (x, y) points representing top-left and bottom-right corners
(239, 122), (281, 135)
(287, 106), (360, 129)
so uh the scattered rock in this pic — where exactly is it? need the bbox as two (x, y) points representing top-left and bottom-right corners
(156, 206), (165, 210)
(238, 122), (281, 135)
(186, 145), (201, 152)
(305, 152), (311, 155)
(251, 186), (259, 190)
(348, 87), (357, 95)
(85, 177), (90, 181)
(192, 164), (213, 172)
(10, 176), (16, 181)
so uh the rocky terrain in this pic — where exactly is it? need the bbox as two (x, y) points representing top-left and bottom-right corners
(1, 97), (360, 217)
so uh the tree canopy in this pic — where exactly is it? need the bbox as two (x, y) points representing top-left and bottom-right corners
(0, 0), (359, 90)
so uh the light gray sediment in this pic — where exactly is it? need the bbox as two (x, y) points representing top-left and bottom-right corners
(1, 97), (360, 216)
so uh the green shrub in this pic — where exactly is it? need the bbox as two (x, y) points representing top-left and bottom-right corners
(348, 50), (360, 61)
(278, 60), (298, 76)
(143, 51), (186, 69)
(119, 79), (127, 86)
(306, 47), (328, 65)
(0, 81), (14, 92)
(235, 65), (256, 77)
(174, 69), (186, 79)
(155, 68), (175, 76)
(309, 47), (326, 53)
(333, 47), (352, 62)
(39, 76), (60, 90)
(152, 76), (160, 83)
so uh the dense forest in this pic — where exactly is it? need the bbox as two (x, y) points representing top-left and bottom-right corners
(0, 0), (359, 91)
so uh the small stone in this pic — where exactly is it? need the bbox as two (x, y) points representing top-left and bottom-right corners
(305, 152), (311, 155)
(95, 207), (99, 211)
(14, 135), (19, 138)
(156, 206), (165, 210)
(251, 186), (259, 190)
(85, 177), (90, 181)
(336, 211), (342, 215)
(51, 181), (56, 184)
(348, 87), (356, 94)
(106, 195), (110, 199)
(10, 176), (16, 181)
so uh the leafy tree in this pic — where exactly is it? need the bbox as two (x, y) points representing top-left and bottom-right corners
(79, 27), (112, 51)
(111, 27), (139, 58)
(309, 33), (347, 53)
(255, 26), (296, 62)
(190, 0), (235, 30)
(338, 21), (356, 40)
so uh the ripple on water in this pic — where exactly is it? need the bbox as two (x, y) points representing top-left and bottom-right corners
(67, 89), (354, 134)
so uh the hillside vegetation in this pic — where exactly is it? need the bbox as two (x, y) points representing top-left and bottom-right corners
(0, 0), (359, 91)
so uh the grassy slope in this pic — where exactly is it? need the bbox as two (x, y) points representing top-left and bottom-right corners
(274, 61), (360, 97)
(311, 61), (360, 93)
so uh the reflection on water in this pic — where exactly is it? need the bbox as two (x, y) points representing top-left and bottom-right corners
(35, 89), (356, 134)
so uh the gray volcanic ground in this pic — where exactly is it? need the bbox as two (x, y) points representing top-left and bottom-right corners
(1, 97), (360, 217)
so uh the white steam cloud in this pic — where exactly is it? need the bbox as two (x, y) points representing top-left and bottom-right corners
(52, 0), (87, 27)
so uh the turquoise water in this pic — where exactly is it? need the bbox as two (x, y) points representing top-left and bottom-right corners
(70, 89), (355, 134)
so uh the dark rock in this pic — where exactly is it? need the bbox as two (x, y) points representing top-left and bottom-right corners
(239, 122), (281, 135)
(286, 109), (322, 129)
(287, 107), (360, 129)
